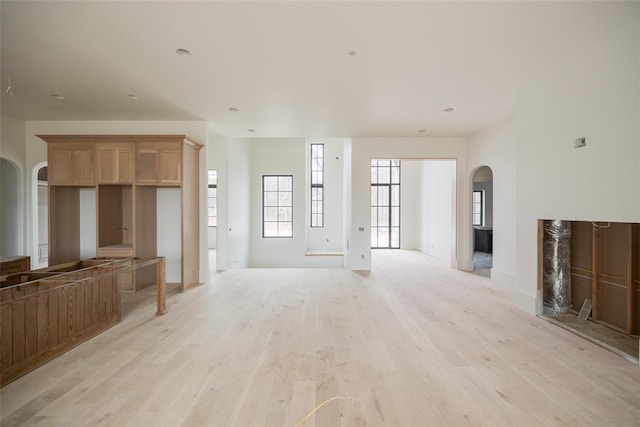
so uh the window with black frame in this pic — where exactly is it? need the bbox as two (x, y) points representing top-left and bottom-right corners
(263, 175), (293, 238)
(371, 160), (400, 249)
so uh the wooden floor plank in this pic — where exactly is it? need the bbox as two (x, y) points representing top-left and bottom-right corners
(2, 250), (640, 426)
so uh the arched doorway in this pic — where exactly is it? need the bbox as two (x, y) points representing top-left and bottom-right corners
(0, 157), (22, 256)
(471, 166), (493, 274)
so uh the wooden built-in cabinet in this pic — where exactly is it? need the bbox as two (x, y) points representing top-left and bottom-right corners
(96, 144), (135, 184)
(48, 144), (95, 186)
(38, 135), (203, 292)
(137, 143), (182, 185)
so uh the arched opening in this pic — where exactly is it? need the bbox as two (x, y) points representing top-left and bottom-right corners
(0, 157), (22, 256)
(471, 166), (493, 275)
(35, 164), (49, 267)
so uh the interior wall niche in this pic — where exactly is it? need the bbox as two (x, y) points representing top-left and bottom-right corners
(539, 219), (640, 359)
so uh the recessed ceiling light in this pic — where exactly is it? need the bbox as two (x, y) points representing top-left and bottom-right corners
(229, 107), (239, 112)
(127, 94), (138, 100)
(444, 107), (454, 113)
(176, 48), (191, 56)
(348, 51), (357, 56)
(51, 94), (64, 100)
(248, 129), (255, 133)
(418, 129), (427, 133)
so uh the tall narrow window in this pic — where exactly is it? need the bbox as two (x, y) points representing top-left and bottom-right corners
(371, 160), (400, 249)
(208, 170), (217, 227)
(263, 175), (293, 238)
(310, 143), (324, 227)
(472, 190), (483, 226)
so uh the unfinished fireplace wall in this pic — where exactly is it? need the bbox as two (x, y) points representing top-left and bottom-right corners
(566, 221), (639, 334)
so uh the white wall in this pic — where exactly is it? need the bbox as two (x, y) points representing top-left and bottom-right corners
(0, 114), (26, 255)
(419, 160), (456, 264)
(468, 118), (517, 289)
(399, 160), (421, 250)
(350, 137), (469, 270)
(249, 138), (343, 268)
(227, 138), (252, 268)
(514, 11), (640, 314)
(24, 120), (208, 282)
(306, 138), (345, 252)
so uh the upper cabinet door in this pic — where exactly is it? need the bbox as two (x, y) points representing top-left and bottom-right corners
(158, 149), (181, 185)
(137, 142), (182, 186)
(97, 145), (134, 184)
(48, 146), (94, 186)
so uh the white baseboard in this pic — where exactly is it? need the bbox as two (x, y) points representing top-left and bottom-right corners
(512, 287), (537, 315)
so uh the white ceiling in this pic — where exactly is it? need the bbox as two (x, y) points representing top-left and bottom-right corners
(1, 1), (635, 138)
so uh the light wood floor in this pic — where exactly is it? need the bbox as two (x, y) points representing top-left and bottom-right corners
(2, 250), (639, 426)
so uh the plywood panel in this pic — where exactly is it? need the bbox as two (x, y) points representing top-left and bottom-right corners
(600, 222), (629, 280)
(571, 275), (592, 315)
(49, 186), (80, 265)
(25, 298), (38, 359)
(37, 294), (49, 353)
(12, 300), (25, 365)
(599, 281), (627, 330)
(181, 143), (200, 291)
(570, 221), (592, 272)
(1, 305), (12, 367)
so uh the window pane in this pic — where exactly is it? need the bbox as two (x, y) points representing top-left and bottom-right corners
(391, 185), (400, 206)
(371, 228), (378, 247)
(279, 207), (292, 221)
(391, 166), (400, 184)
(378, 207), (389, 225)
(279, 192), (292, 206)
(264, 222), (278, 237)
(378, 160), (390, 167)
(378, 228), (390, 247)
(378, 165), (390, 183)
(279, 221), (292, 237)
(371, 207), (377, 226)
(391, 227), (400, 248)
(371, 167), (378, 184)
(264, 176), (277, 191)
(391, 207), (400, 226)
(278, 176), (292, 191)
(265, 192), (278, 206)
(265, 207), (278, 221)
(378, 186), (389, 206)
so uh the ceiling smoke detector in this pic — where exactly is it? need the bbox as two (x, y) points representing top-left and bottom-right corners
(443, 107), (454, 113)
(176, 48), (192, 56)
(127, 94), (138, 100)
(51, 94), (65, 100)
(229, 107), (239, 112)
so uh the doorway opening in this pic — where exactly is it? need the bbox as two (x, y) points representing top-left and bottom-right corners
(371, 159), (400, 249)
(36, 166), (49, 267)
(472, 166), (493, 274)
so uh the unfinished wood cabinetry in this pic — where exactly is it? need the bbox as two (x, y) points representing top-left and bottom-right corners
(564, 221), (640, 334)
(96, 144), (134, 184)
(38, 135), (203, 292)
(48, 144), (95, 186)
(136, 143), (182, 185)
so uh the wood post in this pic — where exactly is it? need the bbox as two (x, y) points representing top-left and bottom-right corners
(627, 224), (637, 334)
(156, 257), (167, 316)
(591, 225), (601, 320)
